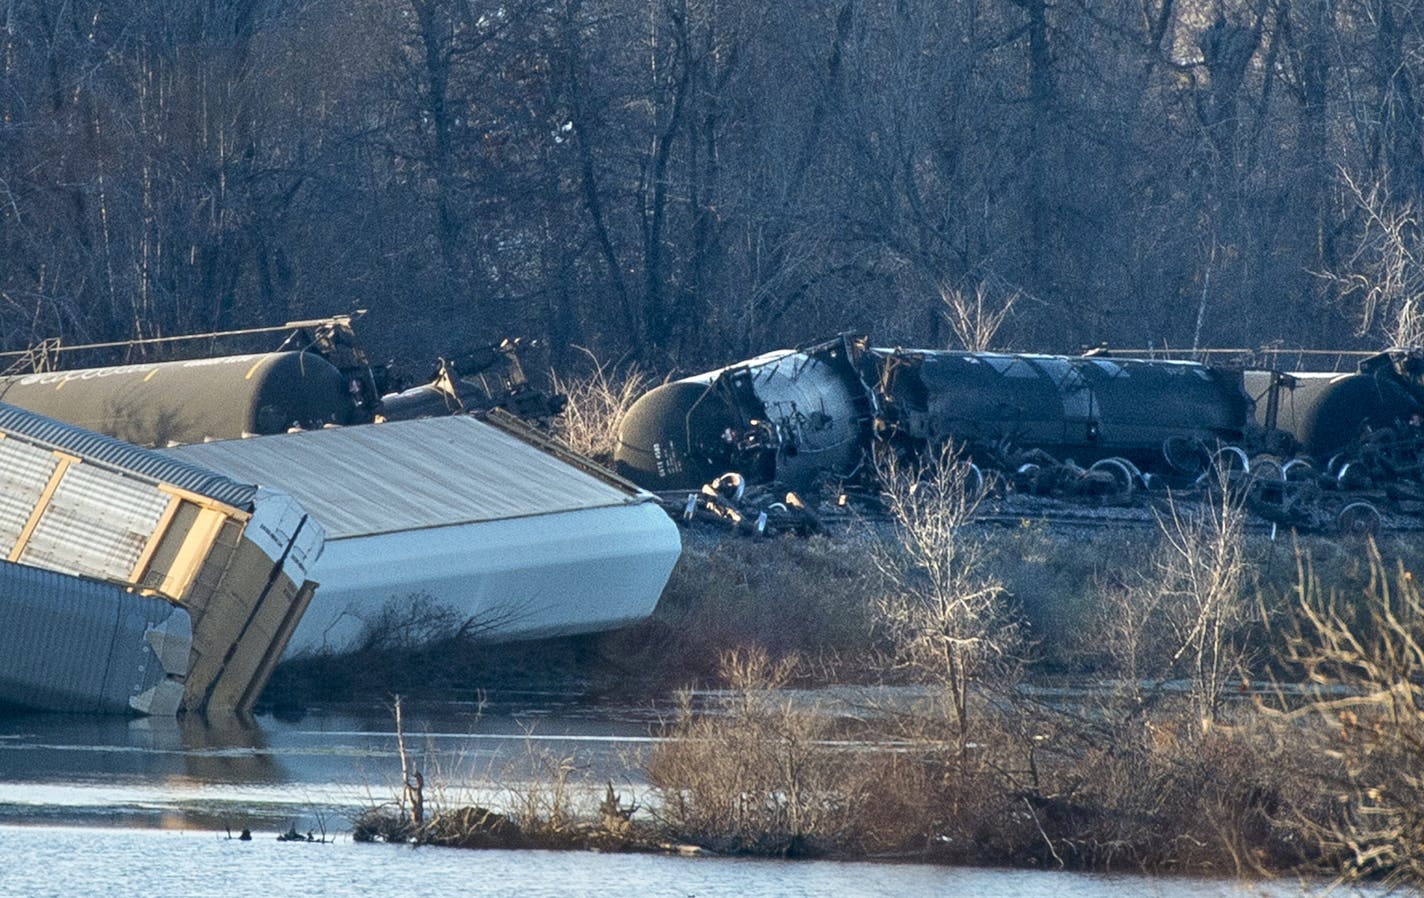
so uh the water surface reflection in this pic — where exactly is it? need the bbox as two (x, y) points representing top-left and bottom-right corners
(0, 703), (1392, 898)
(0, 701), (655, 832)
(0, 826), (1383, 898)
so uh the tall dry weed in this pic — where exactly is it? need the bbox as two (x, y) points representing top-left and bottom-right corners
(1267, 541), (1424, 887)
(648, 648), (923, 856)
(548, 349), (651, 463)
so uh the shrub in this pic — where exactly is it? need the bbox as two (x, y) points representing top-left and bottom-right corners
(1268, 542), (1424, 888)
(547, 350), (651, 464)
(647, 649), (923, 857)
(871, 445), (1022, 757)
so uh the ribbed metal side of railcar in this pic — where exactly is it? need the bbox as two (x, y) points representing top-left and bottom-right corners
(0, 560), (192, 715)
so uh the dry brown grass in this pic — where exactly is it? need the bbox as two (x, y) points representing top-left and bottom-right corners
(315, 475), (1424, 885)
(597, 531), (883, 687)
(640, 648), (1320, 872)
(353, 700), (655, 852)
(1262, 541), (1424, 887)
(647, 649), (928, 857)
(548, 350), (652, 464)
(341, 531), (1424, 884)
(636, 483), (1419, 875)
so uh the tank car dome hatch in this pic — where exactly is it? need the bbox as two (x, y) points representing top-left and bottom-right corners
(615, 380), (739, 491)
(0, 351), (353, 447)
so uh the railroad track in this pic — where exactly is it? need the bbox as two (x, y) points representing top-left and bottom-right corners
(657, 487), (1424, 539)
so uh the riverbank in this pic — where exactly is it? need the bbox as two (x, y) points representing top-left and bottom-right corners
(342, 659), (1409, 887)
(261, 515), (1424, 706)
(0, 689), (1400, 894)
(261, 495), (1424, 889)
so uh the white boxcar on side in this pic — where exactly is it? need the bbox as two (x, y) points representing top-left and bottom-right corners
(166, 413), (682, 657)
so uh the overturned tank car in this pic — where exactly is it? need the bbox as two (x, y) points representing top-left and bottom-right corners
(0, 352), (358, 447)
(614, 337), (875, 492)
(616, 337), (1424, 537)
(867, 349), (1252, 474)
(0, 315), (385, 447)
(1244, 351), (1424, 462)
(0, 316), (566, 448)
(615, 336), (1255, 492)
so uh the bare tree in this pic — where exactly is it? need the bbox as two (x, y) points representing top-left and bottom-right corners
(871, 443), (1019, 759)
(1095, 470), (1251, 730)
(1271, 542), (1424, 887)
(1332, 169), (1424, 348)
(7, 0), (1424, 366)
(940, 281), (1020, 352)
(1152, 476), (1251, 727)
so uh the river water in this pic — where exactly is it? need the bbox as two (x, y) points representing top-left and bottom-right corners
(0, 699), (1389, 898)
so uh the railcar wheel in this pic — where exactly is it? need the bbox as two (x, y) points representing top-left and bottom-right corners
(1282, 459), (1316, 482)
(1249, 455), (1285, 482)
(1163, 436), (1211, 476)
(1089, 457), (1137, 499)
(979, 467), (1006, 498)
(1119, 457), (1145, 483)
(1212, 445), (1250, 474)
(961, 462), (985, 498)
(1326, 453), (1348, 478)
(1337, 501), (1382, 538)
(1335, 462), (1371, 491)
(1197, 445), (1250, 489)
(711, 471), (746, 503)
(1014, 462), (1045, 495)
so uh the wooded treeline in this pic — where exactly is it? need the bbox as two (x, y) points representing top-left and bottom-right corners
(1, 0), (1422, 373)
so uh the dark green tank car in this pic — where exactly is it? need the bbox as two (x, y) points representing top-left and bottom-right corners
(0, 351), (355, 447)
(873, 350), (1252, 472)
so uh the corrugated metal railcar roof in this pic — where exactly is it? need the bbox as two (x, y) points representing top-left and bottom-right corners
(0, 559), (190, 714)
(0, 403), (258, 508)
(164, 415), (650, 539)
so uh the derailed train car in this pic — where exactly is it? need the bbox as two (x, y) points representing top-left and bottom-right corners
(0, 352), (359, 446)
(614, 336), (1424, 506)
(869, 349), (1252, 476)
(616, 336), (1256, 492)
(614, 338), (876, 492)
(0, 315), (385, 447)
(1243, 352), (1424, 462)
(0, 318), (561, 448)
(0, 402), (323, 715)
(0, 317), (679, 704)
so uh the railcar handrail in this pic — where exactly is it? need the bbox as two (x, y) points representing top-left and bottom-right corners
(1087, 346), (1387, 371)
(0, 312), (365, 364)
